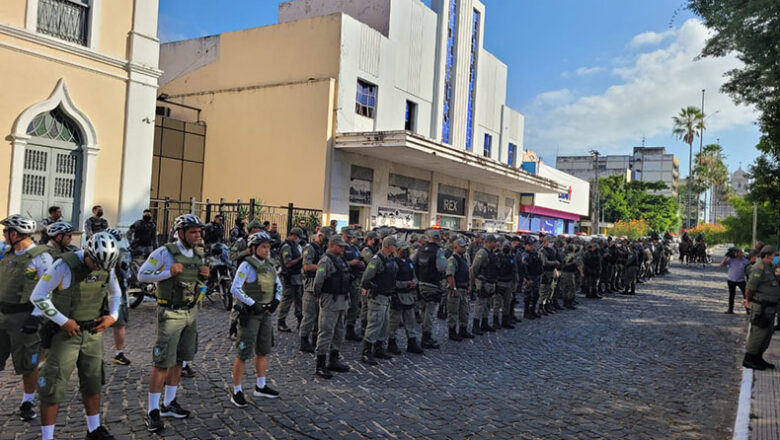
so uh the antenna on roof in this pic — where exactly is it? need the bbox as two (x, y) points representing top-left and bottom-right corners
(641, 136), (646, 147)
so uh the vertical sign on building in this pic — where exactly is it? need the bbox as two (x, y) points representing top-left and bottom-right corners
(442, 0), (458, 145)
(465, 9), (480, 151)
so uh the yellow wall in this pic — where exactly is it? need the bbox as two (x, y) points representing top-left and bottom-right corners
(162, 14), (342, 96)
(0, 1), (26, 28)
(97, 0), (133, 60)
(0, 49), (128, 222)
(168, 79), (336, 210)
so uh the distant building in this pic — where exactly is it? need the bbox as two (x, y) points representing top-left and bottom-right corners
(555, 146), (679, 197)
(710, 167), (749, 222)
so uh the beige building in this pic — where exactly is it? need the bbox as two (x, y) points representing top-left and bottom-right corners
(159, 0), (564, 232)
(0, 0), (160, 229)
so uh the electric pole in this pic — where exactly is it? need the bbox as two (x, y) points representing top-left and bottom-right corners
(590, 149), (600, 235)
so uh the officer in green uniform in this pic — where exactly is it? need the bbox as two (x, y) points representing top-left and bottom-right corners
(742, 245), (780, 370)
(299, 227), (330, 353)
(228, 220), (264, 264)
(445, 238), (474, 340)
(620, 243), (640, 295)
(0, 215), (53, 422)
(388, 242), (424, 355)
(312, 235), (351, 379)
(470, 235), (499, 333)
(358, 231), (380, 336)
(412, 230), (448, 348)
(493, 240), (518, 330)
(31, 232), (121, 440)
(139, 214), (210, 433)
(360, 236), (399, 365)
(229, 232), (281, 407)
(559, 245), (578, 309)
(343, 228), (365, 341)
(45, 221), (77, 258)
(278, 227), (305, 332)
(538, 235), (560, 315)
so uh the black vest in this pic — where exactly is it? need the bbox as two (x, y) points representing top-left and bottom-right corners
(522, 250), (544, 277)
(542, 247), (558, 270)
(343, 244), (362, 274)
(303, 242), (322, 279)
(416, 243), (442, 283)
(321, 253), (350, 295)
(452, 253), (470, 288)
(281, 239), (302, 274)
(497, 252), (515, 282)
(395, 257), (415, 292)
(478, 250), (499, 282)
(372, 253), (398, 295)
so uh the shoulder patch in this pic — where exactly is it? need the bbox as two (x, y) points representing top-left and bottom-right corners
(148, 257), (158, 266)
(41, 274), (52, 282)
(238, 272), (245, 278)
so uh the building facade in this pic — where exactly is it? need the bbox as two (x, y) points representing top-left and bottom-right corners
(518, 161), (589, 234)
(709, 167), (749, 222)
(555, 154), (632, 183)
(159, 0), (564, 232)
(0, 0), (160, 229)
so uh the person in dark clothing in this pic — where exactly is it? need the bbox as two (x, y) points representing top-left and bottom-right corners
(84, 205), (108, 238)
(229, 218), (247, 244)
(128, 209), (158, 258)
(204, 214), (225, 245)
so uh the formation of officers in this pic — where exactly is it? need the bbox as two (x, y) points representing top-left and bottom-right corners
(0, 212), (676, 439)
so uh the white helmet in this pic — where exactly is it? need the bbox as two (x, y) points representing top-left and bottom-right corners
(247, 231), (271, 248)
(1, 215), (37, 235)
(173, 214), (203, 231)
(104, 227), (124, 242)
(46, 221), (73, 237)
(85, 232), (120, 271)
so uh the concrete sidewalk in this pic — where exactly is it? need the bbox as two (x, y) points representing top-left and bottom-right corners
(744, 331), (780, 439)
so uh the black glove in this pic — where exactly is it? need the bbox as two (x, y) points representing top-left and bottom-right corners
(250, 302), (265, 315)
(20, 315), (42, 334)
(264, 298), (280, 314)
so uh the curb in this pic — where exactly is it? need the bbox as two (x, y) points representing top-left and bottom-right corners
(733, 366), (753, 440)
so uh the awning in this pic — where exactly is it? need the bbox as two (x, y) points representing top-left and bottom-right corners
(334, 131), (566, 194)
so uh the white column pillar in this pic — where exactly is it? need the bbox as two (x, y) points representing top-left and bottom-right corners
(116, 0), (161, 227)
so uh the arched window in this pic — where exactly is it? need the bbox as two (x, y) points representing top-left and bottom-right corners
(21, 107), (83, 225)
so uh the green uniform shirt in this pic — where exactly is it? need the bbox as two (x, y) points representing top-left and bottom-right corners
(747, 260), (780, 303)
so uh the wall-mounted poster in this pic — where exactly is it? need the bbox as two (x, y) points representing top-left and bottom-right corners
(387, 174), (429, 212)
(472, 191), (498, 219)
(377, 206), (417, 228)
(503, 197), (515, 223)
(349, 165), (373, 205)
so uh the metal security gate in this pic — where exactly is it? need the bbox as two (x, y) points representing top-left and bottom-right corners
(21, 108), (83, 225)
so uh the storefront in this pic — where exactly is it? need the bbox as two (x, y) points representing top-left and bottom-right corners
(519, 162), (589, 234)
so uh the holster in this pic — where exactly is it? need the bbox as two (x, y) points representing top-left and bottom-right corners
(236, 304), (250, 326)
(751, 301), (776, 329)
(40, 320), (59, 349)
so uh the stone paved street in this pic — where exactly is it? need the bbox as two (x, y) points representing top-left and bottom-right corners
(0, 262), (748, 439)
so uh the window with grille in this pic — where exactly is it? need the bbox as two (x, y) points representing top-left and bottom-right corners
(37, 0), (90, 46)
(356, 79), (377, 119)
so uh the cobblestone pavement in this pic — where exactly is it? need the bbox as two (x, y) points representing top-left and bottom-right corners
(0, 262), (747, 439)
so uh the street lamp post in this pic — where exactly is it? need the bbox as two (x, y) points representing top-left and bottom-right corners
(590, 149), (600, 235)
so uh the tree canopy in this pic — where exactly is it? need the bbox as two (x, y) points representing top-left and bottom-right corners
(598, 175), (681, 233)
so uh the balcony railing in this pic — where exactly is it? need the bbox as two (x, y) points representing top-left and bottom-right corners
(37, 0), (89, 46)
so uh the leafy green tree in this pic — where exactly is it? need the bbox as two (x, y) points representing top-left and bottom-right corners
(720, 195), (778, 247)
(599, 176), (680, 233)
(746, 138), (780, 245)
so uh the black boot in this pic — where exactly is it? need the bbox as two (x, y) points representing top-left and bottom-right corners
(743, 353), (767, 370)
(407, 338), (424, 354)
(328, 351), (350, 373)
(437, 303), (447, 320)
(345, 324), (361, 341)
(492, 314), (502, 330)
(387, 338), (402, 355)
(299, 336), (315, 354)
(565, 299), (577, 310)
(472, 319), (484, 335)
(449, 327), (463, 341)
(502, 315), (515, 329)
(315, 355), (333, 379)
(630, 283), (636, 295)
(374, 341), (393, 360)
(553, 299), (564, 311)
(481, 319), (496, 332)
(757, 355), (776, 369)
(537, 303), (548, 316)
(523, 302), (535, 320)
(421, 332), (441, 349)
(361, 341), (378, 365)
(459, 327), (474, 339)
(544, 303), (555, 314)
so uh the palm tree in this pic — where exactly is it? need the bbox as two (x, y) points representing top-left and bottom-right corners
(672, 106), (705, 228)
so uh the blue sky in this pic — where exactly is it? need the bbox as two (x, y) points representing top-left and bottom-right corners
(158, 0), (762, 177)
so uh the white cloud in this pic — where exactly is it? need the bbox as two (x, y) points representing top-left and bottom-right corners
(575, 66), (604, 76)
(523, 19), (757, 157)
(629, 29), (675, 48)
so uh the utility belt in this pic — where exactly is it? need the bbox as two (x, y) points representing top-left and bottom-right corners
(76, 319), (100, 332)
(750, 299), (778, 329)
(0, 302), (33, 314)
(157, 301), (198, 311)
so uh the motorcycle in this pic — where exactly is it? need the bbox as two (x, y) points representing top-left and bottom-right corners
(206, 243), (235, 311)
(128, 251), (158, 309)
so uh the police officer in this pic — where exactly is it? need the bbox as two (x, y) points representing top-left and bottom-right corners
(621, 242), (639, 295)
(31, 232), (121, 440)
(471, 234), (499, 333)
(388, 242), (424, 354)
(468, 233), (483, 263)
(228, 220), (264, 264)
(0, 215), (53, 422)
(343, 228), (365, 341)
(203, 214), (225, 245)
(494, 240), (518, 329)
(278, 227), (305, 332)
(360, 236), (399, 365)
(229, 232), (282, 407)
(138, 214), (210, 432)
(559, 244), (578, 309)
(742, 246), (780, 370)
(229, 218), (247, 244)
(520, 237), (543, 319)
(412, 230), (447, 349)
(583, 241), (602, 299)
(358, 231), (380, 336)
(299, 227), (330, 353)
(312, 235), (352, 379)
(128, 209), (157, 258)
(38, 206), (62, 245)
(84, 205), (108, 238)
(45, 221), (77, 258)
(103, 228), (132, 366)
(445, 238), (473, 340)
(538, 235), (560, 315)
